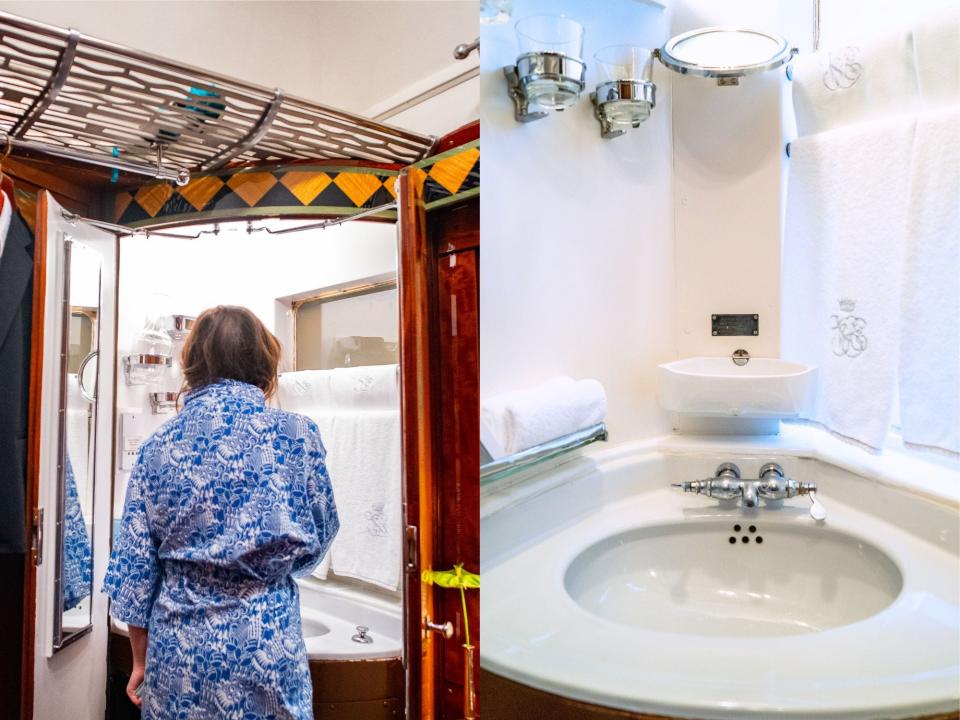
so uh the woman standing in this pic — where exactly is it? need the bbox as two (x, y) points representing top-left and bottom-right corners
(104, 305), (339, 719)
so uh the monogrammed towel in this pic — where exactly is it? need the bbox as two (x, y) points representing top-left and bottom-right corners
(782, 116), (916, 450)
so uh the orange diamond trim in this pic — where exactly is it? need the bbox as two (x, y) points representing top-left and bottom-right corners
(427, 148), (479, 196)
(178, 175), (225, 212)
(381, 176), (398, 198)
(134, 183), (175, 217)
(226, 172), (277, 207)
(333, 172), (383, 207)
(113, 191), (134, 222)
(279, 171), (332, 206)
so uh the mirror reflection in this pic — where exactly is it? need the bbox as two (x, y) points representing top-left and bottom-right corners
(56, 238), (101, 648)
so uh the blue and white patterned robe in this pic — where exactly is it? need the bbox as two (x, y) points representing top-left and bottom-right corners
(104, 379), (339, 720)
(63, 454), (92, 611)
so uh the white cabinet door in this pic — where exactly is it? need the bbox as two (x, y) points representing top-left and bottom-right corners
(28, 191), (116, 720)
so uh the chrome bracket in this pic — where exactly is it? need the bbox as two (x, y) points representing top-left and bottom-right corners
(31, 507), (44, 566)
(201, 87), (285, 172)
(10, 29), (80, 137)
(590, 81), (656, 140)
(503, 65), (548, 123)
(590, 93), (626, 140)
(405, 524), (418, 572)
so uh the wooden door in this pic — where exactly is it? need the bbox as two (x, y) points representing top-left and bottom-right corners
(397, 165), (480, 719)
(432, 202), (479, 720)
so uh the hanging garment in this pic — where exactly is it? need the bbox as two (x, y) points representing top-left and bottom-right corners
(104, 380), (339, 720)
(0, 204), (34, 553)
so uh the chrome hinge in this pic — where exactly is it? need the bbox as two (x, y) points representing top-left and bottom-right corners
(31, 507), (43, 566)
(405, 524), (418, 573)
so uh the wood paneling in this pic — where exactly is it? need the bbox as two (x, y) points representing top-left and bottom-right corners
(108, 631), (405, 720)
(5, 158), (97, 216)
(434, 122), (479, 156)
(397, 169), (438, 720)
(482, 671), (960, 720)
(309, 657), (404, 703)
(20, 190), (49, 720)
(432, 202), (479, 720)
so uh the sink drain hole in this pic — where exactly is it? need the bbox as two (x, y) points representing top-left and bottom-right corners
(756, 536), (763, 544)
(749, 525), (757, 533)
(741, 536), (750, 544)
(733, 524), (741, 532)
(728, 536), (736, 544)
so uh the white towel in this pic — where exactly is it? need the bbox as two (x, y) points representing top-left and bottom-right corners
(899, 108), (960, 453)
(913, 4), (960, 109)
(304, 409), (402, 590)
(312, 546), (331, 580)
(277, 364), (398, 413)
(782, 116), (916, 450)
(481, 376), (607, 456)
(792, 26), (918, 136)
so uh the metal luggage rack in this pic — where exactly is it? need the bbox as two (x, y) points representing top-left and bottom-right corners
(0, 11), (437, 185)
(480, 423), (609, 485)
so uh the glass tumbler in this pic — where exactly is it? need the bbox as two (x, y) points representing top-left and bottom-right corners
(515, 15), (585, 110)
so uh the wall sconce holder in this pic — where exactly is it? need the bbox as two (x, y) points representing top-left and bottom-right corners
(504, 52), (586, 123)
(590, 80), (656, 139)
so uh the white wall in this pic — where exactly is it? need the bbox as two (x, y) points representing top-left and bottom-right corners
(480, 0), (677, 442)
(670, 0), (811, 360)
(114, 219), (398, 509)
(366, 58), (481, 137)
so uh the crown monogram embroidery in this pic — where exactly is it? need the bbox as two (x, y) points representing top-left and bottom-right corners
(823, 47), (863, 91)
(831, 298), (868, 358)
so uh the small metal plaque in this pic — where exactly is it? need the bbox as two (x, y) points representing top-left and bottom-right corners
(712, 314), (759, 336)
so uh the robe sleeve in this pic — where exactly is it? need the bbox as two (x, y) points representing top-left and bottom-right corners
(291, 429), (339, 577)
(102, 451), (160, 627)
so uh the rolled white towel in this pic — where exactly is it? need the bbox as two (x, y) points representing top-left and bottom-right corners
(278, 364), (398, 413)
(481, 376), (607, 456)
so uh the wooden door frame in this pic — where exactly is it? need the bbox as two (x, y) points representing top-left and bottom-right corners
(20, 189), (50, 720)
(397, 168), (439, 719)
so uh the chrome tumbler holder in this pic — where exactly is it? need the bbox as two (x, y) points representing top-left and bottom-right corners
(590, 80), (656, 139)
(503, 51), (586, 123)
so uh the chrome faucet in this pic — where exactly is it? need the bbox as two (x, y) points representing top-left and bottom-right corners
(673, 462), (827, 520)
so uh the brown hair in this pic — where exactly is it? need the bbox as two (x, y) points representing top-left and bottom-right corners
(180, 306), (282, 398)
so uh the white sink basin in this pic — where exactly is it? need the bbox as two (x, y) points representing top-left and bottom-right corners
(564, 521), (902, 637)
(657, 357), (817, 434)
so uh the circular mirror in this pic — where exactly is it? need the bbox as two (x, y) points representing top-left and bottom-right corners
(658, 27), (795, 80)
(77, 350), (98, 402)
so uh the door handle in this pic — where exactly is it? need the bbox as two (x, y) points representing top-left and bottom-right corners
(424, 616), (453, 639)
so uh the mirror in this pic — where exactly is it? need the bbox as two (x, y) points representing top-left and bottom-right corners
(658, 27), (796, 83)
(294, 280), (399, 370)
(54, 237), (102, 650)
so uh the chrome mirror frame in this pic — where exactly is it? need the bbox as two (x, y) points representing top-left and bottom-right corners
(656, 27), (798, 86)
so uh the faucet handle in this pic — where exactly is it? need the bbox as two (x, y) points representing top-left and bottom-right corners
(799, 482), (827, 521)
(808, 491), (827, 521)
